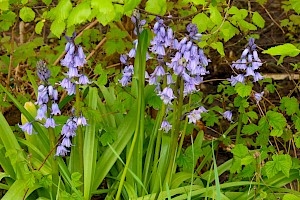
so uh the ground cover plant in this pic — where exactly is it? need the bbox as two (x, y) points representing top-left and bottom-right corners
(0, 0), (300, 199)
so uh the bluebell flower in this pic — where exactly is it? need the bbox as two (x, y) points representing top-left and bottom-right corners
(119, 75), (132, 86)
(158, 87), (176, 105)
(36, 104), (47, 120)
(187, 109), (201, 124)
(19, 122), (33, 135)
(44, 117), (57, 128)
(51, 103), (61, 115)
(159, 120), (172, 133)
(36, 60), (51, 82)
(55, 145), (69, 156)
(120, 54), (127, 64)
(76, 115), (87, 126)
(253, 72), (263, 82)
(77, 74), (91, 85)
(61, 137), (72, 148)
(254, 91), (264, 103)
(223, 111), (233, 122)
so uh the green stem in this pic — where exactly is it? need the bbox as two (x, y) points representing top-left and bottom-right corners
(49, 127), (58, 199)
(74, 85), (84, 191)
(236, 112), (243, 145)
(164, 77), (184, 187)
(176, 96), (191, 158)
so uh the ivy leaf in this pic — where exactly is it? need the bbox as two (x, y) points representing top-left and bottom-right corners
(266, 111), (287, 130)
(50, 19), (65, 38)
(145, 0), (166, 15)
(265, 154), (292, 178)
(67, 2), (91, 27)
(92, 0), (115, 26)
(242, 124), (258, 135)
(210, 42), (225, 57)
(280, 97), (299, 116)
(20, 7), (35, 22)
(235, 82), (252, 97)
(252, 11), (265, 28)
(263, 43), (300, 57)
(35, 21), (44, 34)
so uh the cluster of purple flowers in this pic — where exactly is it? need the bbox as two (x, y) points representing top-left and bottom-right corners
(228, 38), (263, 86)
(19, 61), (60, 134)
(60, 33), (90, 95)
(55, 34), (89, 156)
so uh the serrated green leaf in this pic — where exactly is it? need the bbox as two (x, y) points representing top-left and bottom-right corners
(210, 42), (225, 57)
(192, 13), (211, 33)
(92, 0), (115, 26)
(50, 19), (65, 38)
(20, 7), (35, 22)
(145, 0), (166, 15)
(35, 21), (44, 34)
(270, 129), (283, 137)
(124, 0), (142, 13)
(0, 0), (9, 10)
(265, 154), (292, 178)
(242, 124), (258, 135)
(42, 0), (52, 6)
(67, 2), (91, 27)
(48, 0), (72, 21)
(252, 11), (265, 28)
(290, 0), (300, 14)
(220, 21), (238, 42)
(231, 144), (248, 158)
(239, 19), (257, 30)
(246, 111), (258, 120)
(235, 82), (252, 97)
(263, 43), (300, 57)
(0, 11), (16, 31)
(280, 97), (299, 116)
(266, 111), (287, 130)
(295, 117), (300, 131)
(209, 4), (222, 26)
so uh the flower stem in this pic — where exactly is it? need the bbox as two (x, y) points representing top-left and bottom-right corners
(48, 127), (58, 199)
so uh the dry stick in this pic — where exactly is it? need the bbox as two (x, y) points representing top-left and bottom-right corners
(53, 20), (99, 66)
(86, 37), (107, 60)
(115, 21), (133, 42)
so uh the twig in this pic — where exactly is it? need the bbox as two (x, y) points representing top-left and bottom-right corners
(53, 20), (99, 66)
(261, 4), (285, 34)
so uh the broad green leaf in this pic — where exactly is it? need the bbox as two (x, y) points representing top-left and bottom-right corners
(0, 11), (16, 31)
(191, 0), (206, 5)
(220, 21), (238, 42)
(290, 0), (300, 14)
(48, 0), (72, 21)
(265, 154), (292, 178)
(234, 82), (252, 97)
(209, 4), (222, 26)
(42, 0), (52, 6)
(35, 21), (44, 34)
(210, 42), (225, 57)
(67, 2), (91, 27)
(246, 111), (258, 120)
(280, 97), (299, 116)
(266, 111), (287, 130)
(239, 19), (257, 30)
(270, 129), (283, 137)
(145, 0), (166, 15)
(295, 117), (300, 131)
(231, 144), (248, 158)
(20, 7), (35, 22)
(192, 13), (211, 33)
(241, 124), (258, 135)
(252, 11), (265, 28)
(50, 19), (65, 38)
(263, 43), (300, 57)
(0, 0), (9, 10)
(124, 0), (142, 13)
(92, 0), (116, 26)
(283, 194), (300, 200)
